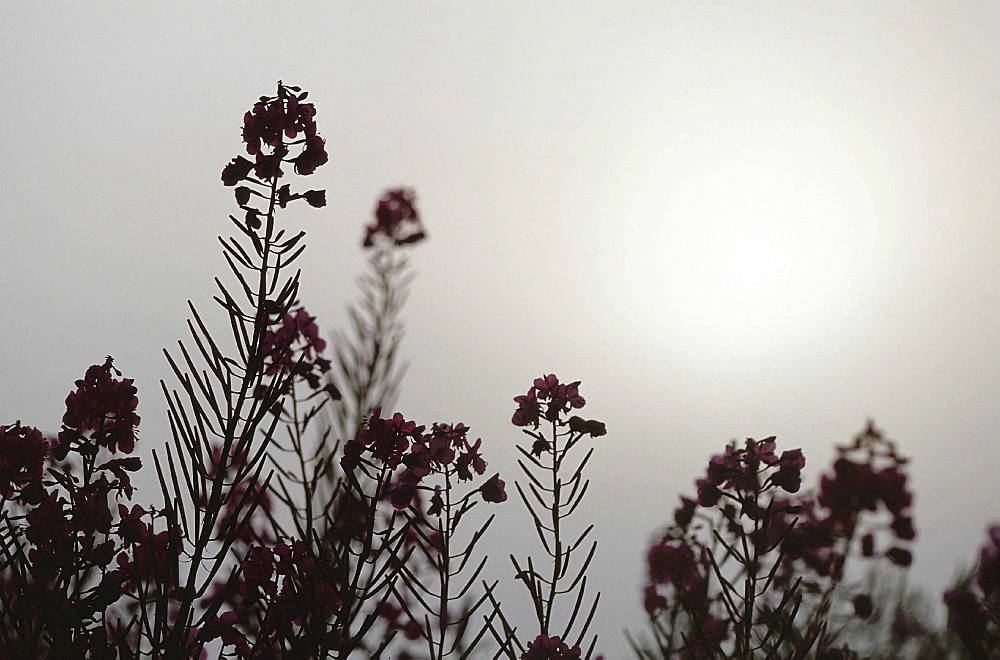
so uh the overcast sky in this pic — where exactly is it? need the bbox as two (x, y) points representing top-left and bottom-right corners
(3, 2), (1000, 655)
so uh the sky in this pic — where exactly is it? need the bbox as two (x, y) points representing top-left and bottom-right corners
(3, 2), (1000, 655)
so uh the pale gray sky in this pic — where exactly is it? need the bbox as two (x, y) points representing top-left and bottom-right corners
(3, 2), (1000, 655)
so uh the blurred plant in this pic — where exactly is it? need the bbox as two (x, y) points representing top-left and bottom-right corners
(944, 524), (1000, 658)
(326, 187), (426, 444)
(488, 375), (608, 660)
(632, 422), (917, 659)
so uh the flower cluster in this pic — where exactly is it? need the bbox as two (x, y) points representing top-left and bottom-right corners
(221, 82), (327, 231)
(363, 188), (426, 247)
(0, 360), (156, 657)
(944, 524), (1000, 654)
(0, 423), (49, 503)
(203, 540), (341, 656)
(222, 83), (328, 185)
(344, 408), (507, 509)
(521, 634), (582, 659)
(53, 356), (140, 458)
(778, 421), (916, 578)
(260, 307), (332, 391)
(512, 374), (599, 433)
(694, 437), (805, 508)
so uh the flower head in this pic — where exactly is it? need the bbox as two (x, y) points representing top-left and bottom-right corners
(57, 357), (140, 456)
(522, 634), (581, 660)
(363, 188), (425, 247)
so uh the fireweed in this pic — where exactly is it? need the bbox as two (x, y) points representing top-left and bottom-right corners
(632, 422), (927, 659)
(2, 80), (999, 659)
(945, 524), (1000, 657)
(487, 375), (609, 660)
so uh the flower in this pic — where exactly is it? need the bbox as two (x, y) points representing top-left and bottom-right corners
(58, 357), (140, 456)
(522, 634), (581, 660)
(292, 135), (328, 175)
(363, 188), (425, 247)
(977, 525), (1000, 597)
(770, 448), (805, 493)
(480, 473), (507, 503)
(696, 478), (722, 507)
(0, 423), (49, 501)
(302, 189), (326, 208)
(674, 496), (697, 529)
(221, 156), (254, 186)
(455, 437), (487, 481)
(853, 593), (874, 619)
(511, 375), (590, 429)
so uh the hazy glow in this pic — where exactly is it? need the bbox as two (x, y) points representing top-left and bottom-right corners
(626, 121), (878, 362)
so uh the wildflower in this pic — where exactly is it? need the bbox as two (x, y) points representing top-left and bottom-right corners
(455, 437), (487, 481)
(522, 634), (581, 659)
(292, 134), (328, 175)
(885, 547), (913, 567)
(363, 188), (425, 247)
(770, 448), (805, 493)
(480, 473), (507, 503)
(117, 504), (148, 544)
(221, 155), (254, 186)
(976, 525), (1000, 597)
(0, 423), (49, 501)
(696, 478), (722, 507)
(58, 357), (140, 456)
(853, 593), (874, 619)
(647, 539), (703, 593)
(387, 472), (420, 510)
(674, 496), (697, 529)
(302, 189), (326, 207)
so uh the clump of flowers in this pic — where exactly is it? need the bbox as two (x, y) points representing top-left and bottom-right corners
(639, 437), (804, 658)
(363, 188), (426, 247)
(522, 633), (583, 659)
(944, 524), (1000, 656)
(0, 358), (152, 657)
(260, 306), (332, 391)
(490, 375), (607, 660)
(636, 422), (919, 658)
(53, 355), (141, 459)
(0, 423), (49, 503)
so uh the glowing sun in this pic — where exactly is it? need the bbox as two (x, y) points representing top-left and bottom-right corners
(625, 126), (878, 363)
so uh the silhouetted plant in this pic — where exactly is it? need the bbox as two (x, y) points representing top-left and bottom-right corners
(4, 77), (1000, 660)
(488, 375), (608, 660)
(632, 422), (918, 659)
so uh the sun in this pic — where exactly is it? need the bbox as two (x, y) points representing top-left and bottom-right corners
(624, 126), (878, 365)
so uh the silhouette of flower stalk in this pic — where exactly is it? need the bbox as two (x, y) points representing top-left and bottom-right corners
(634, 422), (916, 659)
(142, 80), (331, 656)
(385, 421), (507, 659)
(0, 359), (146, 657)
(489, 375), (608, 659)
(326, 187), (425, 445)
(944, 524), (1000, 657)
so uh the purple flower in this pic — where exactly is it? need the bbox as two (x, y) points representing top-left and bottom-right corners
(480, 473), (507, 503)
